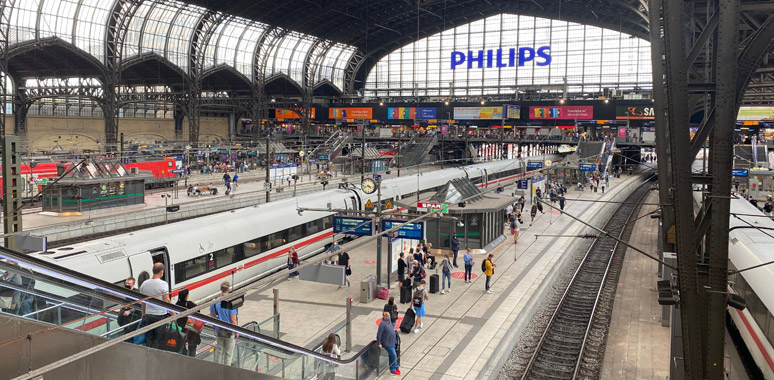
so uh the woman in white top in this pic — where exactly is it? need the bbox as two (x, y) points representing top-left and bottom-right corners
(320, 333), (341, 379)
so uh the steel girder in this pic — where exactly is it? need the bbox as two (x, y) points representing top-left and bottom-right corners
(344, 49), (366, 95)
(251, 27), (288, 136)
(299, 38), (334, 134)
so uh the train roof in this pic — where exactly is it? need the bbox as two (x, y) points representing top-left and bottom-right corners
(727, 196), (774, 311)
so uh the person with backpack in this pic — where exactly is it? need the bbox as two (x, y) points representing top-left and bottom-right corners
(519, 195), (526, 212)
(383, 296), (399, 324)
(412, 280), (429, 334)
(463, 249), (474, 283)
(483, 254), (496, 294)
(530, 203), (538, 226)
(440, 255), (453, 294)
(411, 260), (425, 289)
(287, 247), (300, 279)
(377, 311), (400, 375)
(338, 251), (351, 288)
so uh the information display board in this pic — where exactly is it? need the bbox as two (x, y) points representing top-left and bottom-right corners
(527, 161), (543, 169)
(382, 220), (426, 240)
(732, 169), (749, 177)
(333, 216), (373, 236)
(329, 107), (373, 119)
(579, 164), (596, 171)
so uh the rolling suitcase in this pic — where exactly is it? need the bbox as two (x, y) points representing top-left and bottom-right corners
(400, 307), (416, 333)
(429, 274), (439, 293)
(400, 285), (412, 304)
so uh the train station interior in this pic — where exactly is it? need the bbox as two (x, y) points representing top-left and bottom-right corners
(0, 1), (773, 380)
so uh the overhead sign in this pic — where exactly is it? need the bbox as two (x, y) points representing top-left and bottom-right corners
(32, 178), (48, 185)
(416, 202), (449, 213)
(275, 108), (316, 120)
(526, 161), (543, 170)
(579, 164), (596, 171)
(531, 174), (546, 183)
(329, 107), (373, 119)
(333, 216), (373, 236)
(529, 106), (593, 120)
(318, 155), (329, 161)
(171, 168), (187, 174)
(616, 106), (655, 120)
(387, 107), (437, 120)
(517, 180), (528, 189)
(454, 106), (504, 120)
(732, 169), (749, 177)
(382, 219), (426, 240)
(450, 47), (551, 69)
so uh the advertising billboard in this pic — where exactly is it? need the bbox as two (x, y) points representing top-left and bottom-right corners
(615, 106), (655, 120)
(529, 106), (593, 120)
(275, 108), (316, 119)
(387, 107), (437, 120)
(329, 107), (373, 119)
(454, 106), (504, 120)
(738, 107), (774, 121)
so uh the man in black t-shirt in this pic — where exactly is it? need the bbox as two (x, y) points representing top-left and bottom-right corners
(338, 251), (351, 287)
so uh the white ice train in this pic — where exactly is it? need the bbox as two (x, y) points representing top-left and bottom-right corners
(28, 157), (548, 305)
(694, 192), (774, 378)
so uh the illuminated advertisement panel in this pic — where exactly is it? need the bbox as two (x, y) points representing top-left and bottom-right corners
(454, 106), (504, 120)
(529, 106), (593, 120)
(329, 107), (373, 119)
(387, 107), (437, 120)
(275, 108), (316, 119)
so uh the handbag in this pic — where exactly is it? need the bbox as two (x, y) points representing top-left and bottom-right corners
(132, 319), (147, 345)
(161, 323), (185, 353)
(186, 318), (205, 334)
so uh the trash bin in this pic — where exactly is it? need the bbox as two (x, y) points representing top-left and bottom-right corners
(360, 275), (376, 303)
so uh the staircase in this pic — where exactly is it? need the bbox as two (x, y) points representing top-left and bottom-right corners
(401, 135), (438, 167)
(309, 132), (353, 160)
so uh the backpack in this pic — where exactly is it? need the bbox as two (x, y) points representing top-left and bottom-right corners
(412, 289), (424, 307)
(481, 259), (488, 273)
(442, 260), (451, 274)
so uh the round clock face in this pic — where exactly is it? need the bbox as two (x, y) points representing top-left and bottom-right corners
(362, 178), (376, 194)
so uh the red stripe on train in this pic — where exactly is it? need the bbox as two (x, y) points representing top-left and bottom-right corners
(736, 308), (774, 374)
(173, 230), (335, 296)
(74, 317), (108, 332)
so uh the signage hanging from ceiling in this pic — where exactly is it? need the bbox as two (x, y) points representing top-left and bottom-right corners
(615, 106), (655, 120)
(451, 47), (552, 70)
(275, 108), (316, 120)
(529, 106), (593, 120)
(329, 107), (373, 119)
(738, 106), (774, 121)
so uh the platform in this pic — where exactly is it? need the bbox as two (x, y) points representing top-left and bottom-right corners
(236, 170), (648, 379)
(600, 191), (750, 380)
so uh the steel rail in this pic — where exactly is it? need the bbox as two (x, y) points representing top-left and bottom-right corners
(519, 178), (651, 379)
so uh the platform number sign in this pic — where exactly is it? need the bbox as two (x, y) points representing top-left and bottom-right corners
(208, 252), (216, 271)
(517, 180), (528, 189)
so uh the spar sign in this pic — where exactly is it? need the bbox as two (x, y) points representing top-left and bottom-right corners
(451, 47), (551, 70)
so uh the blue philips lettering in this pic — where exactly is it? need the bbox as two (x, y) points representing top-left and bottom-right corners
(496, 48), (507, 68)
(451, 51), (465, 70)
(518, 47), (535, 66)
(450, 46), (552, 69)
(467, 50), (484, 69)
(536, 46), (552, 66)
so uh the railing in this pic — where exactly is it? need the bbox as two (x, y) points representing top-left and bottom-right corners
(0, 247), (388, 380)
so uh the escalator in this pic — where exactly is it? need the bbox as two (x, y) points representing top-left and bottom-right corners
(0, 247), (388, 380)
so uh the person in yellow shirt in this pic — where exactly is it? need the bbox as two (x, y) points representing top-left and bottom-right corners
(484, 254), (496, 294)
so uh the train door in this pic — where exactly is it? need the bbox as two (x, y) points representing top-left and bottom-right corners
(151, 248), (171, 290)
(128, 252), (153, 287)
(483, 169), (489, 188)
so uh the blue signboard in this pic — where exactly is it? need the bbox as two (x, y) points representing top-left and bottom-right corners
(517, 180), (528, 189)
(382, 219), (425, 240)
(527, 161), (543, 170)
(123, 158), (130, 164)
(579, 164), (596, 171)
(333, 216), (373, 236)
(319, 155), (329, 161)
(171, 168), (187, 174)
(373, 174), (382, 182)
(416, 107), (437, 119)
(732, 169), (749, 177)
(194, 153), (205, 158)
(531, 174), (546, 183)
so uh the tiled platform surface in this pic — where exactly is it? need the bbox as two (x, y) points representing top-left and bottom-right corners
(601, 192), (750, 380)
(239, 172), (649, 379)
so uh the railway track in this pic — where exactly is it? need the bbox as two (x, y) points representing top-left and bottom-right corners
(519, 179), (652, 380)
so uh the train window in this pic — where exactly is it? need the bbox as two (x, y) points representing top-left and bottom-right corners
(766, 313), (774, 348)
(175, 255), (209, 283)
(288, 225), (303, 242)
(168, 161), (174, 168)
(306, 220), (320, 235)
(215, 248), (235, 269)
(243, 241), (261, 258)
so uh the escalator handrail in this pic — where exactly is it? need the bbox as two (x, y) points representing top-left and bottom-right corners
(0, 246), (380, 367)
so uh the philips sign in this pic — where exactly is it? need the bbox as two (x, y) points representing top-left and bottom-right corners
(451, 47), (551, 70)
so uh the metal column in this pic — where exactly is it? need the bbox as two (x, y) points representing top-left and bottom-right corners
(2, 136), (22, 250)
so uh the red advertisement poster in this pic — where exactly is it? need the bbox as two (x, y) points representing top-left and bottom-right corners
(276, 108), (316, 119)
(529, 106), (594, 120)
